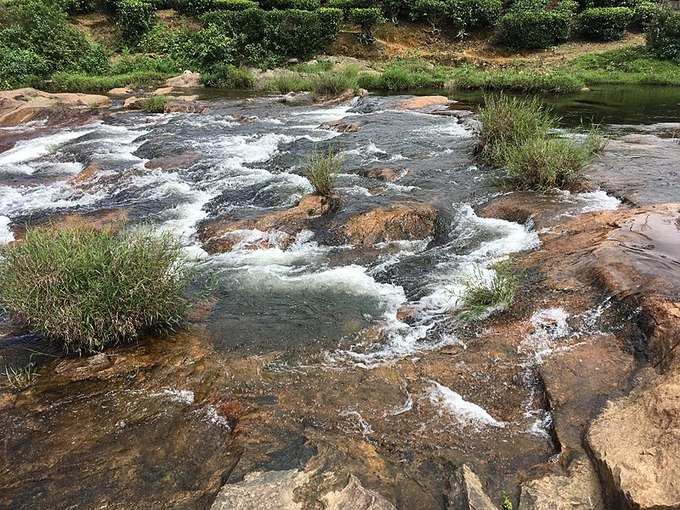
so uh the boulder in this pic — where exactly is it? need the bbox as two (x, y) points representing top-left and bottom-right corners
(123, 96), (143, 110)
(107, 87), (132, 97)
(164, 98), (207, 114)
(0, 88), (110, 127)
(280, 91), (314, 106)
(586, 371), (680, 510)
(211, 469), (310, 510)
(320, 118), (362, 133)
(343, 203), (438, 246)
(11, 209), (128, 242)
(519, 460), (604, 510)
(359, 167), (404, 183)
(70, 161), (103, 185)
(165, 70), (202, 88)
(322, 475), (396, 510)
(145, 152), (201, 171)
(447, 464), (498, 510)
(397, 95), (449, 112)
(152, 86), (174, 96)
(198, 194), (334, 254)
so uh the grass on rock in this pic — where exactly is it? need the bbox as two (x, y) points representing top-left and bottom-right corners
(459, 261), (519, 321)
(142, 95), (169, 113)
(0, 226), (192, 354)
(304, 149), (341, 197)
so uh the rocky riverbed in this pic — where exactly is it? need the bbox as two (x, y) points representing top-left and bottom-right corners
(0, 85), (679, 509)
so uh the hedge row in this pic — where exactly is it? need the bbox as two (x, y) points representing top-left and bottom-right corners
(579, 6), (633, 40)
(647, 10), (680, 62)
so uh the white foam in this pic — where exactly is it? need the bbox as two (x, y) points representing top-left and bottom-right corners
(156, 388), (195, 405)
(0, 216), (14, 244)
(574, 190), (621, 213)
(521, 308), (571, 364)
(427, 380), (505, 428)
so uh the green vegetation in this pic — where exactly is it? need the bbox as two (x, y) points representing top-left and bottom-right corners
(47, 71), (167, 92)
(304, 150), (341, 197)
(478, 94), (603, 190)
(498, 0), (575, 50)
(142, 94), (168, 112)
(459, 261), (518, 320)
(647, 10), (680, 62)
(115, 0), (156, 45)
(2, 354), (38, 391)
(0, 227), (192, 354)
(203, 64), (255, 88)
(500, 493), (513, 510)
(350, 8), (385, 44)
(579, 7), (633, 40)
(410, 0), (502, 31)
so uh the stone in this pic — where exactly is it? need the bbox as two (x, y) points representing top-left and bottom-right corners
(164, 98), (207, 114)
(586, 371), (680, 510)
(108, 87), (132, 97)
(152, 86), (174, 96)
(518, 460), (604, 510)
(322, 475), (396, 510)
(123, 96), (143, 110)
(447, 464), (498, 510)
(359, 167), (403, 183)
(145, 152), (201, 171)
(280, 91), (314, 106)
(343, 203), (438, 246)
(320, 118), (362, 133)
(165, 70), (202, 88)
(11, 209), (128, 242)
(397, 95), (449, 111)
(0, 88), (110, 127)
(211, 469), (310, 510)
(70, 161), (103, 185)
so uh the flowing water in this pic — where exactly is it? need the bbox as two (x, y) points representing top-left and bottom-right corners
(0, 87), (677, 508)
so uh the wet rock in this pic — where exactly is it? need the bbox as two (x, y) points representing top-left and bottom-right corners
(448, 464), (498, 510)
(320, 118), (362, 133)
(280, 91), (313, 106)
(359, 167), (404, 182)
(107, 87), (132, 97)
(165, 70), (202, 88)
(322, 475), (396, 510)
(317, 89), (359, 107)
(210, 469), (310, 510)
(145, 151), (201, 171)
(397, 95), (449, 112)
(478, 194), (537, 225)
(519, 459), (604, 510)
(0, 88), (110, 127)
(343, 203), (438, 246)
(539, 336), (635, 454)
(198, 194), (334, 254)
(123, 96), (143, 110)
(152, 86), (174, 96)
(11, 209), (128, 241)
(586, 371), (680, 510)
(70, 161), (102, 185)
(164, 97), (207, 114)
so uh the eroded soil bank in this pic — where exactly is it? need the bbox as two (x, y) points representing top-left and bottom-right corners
(0, 87), (679, 509)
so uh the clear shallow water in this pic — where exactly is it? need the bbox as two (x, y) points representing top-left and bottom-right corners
(0, 94), (624, 365)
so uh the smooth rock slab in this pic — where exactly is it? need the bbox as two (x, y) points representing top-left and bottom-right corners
(586, 371), (680, 510)
(519, 460), (604, 510)
(448, 464), (498, 510)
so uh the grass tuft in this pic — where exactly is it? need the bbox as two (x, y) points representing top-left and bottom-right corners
(2, 354), (38, 391)
(459, 261), (519, 321)
(304, 149), (341, 197)
(142, 95), (168, 113)
(0, 226), (192, 354)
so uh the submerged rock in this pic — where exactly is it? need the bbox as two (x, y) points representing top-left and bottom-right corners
(342, 203), (438, 246)
(397, 95), (449, 112)
(145, 151), (201, 171)
(359, 167), (404, 182)
(587, 371), (680, 510)
(448, 464), (498, 510)
(0, 88), (110, 126)
(320, 117), (362, 133)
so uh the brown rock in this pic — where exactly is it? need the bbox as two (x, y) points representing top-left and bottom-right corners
(210, 469), (310, 510)
(448, 464), (498, 510)
(164, 99), (207, 114)
(165, 71), (202, 88)
(198, 194), (334, 254)
(153, 86), (174, 96)
(343, 203), (437, 246)
(11, 209), (128, 242)
(108, 87), (132, 97)
(70, 161), (102, 185)
(145, 152), (201, 171)
(519, 459), (604, 510)
(587, 371), (680, 510)
(397, 96), (449, 111)
(320, 118), (362, 133)
(0, 88), (110, 127)
(359, 167), (403, 183)
(123, 96), (143, 110)
(322, 475), (396, 510)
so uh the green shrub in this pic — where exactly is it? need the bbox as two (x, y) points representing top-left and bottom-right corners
(358, 59), (446, 90)
(327, 0), (373, 11)
(0, 48), (48, 89)
(142, 94), (169, 112)
(310, 67), (359, 96)
(47, 70), (167, 92)
(459, 261), (518, 320)
(290, 0), (320, 9)
(501, 133), (602, 190)
(478, 94), (554, 166)
(263, 71), (312, 92)
(57, 0), (100, 14)
(646, 10), (680, 62)
(116, 0), (156, 45)
(174, 0), (213, 14)
(0, 0), (109, 76)
(381, 0), (407, 20)
(410, 0), (449, 27)
(203, 63), (255, 87)
(213, 0), (259, 9)
(110, 53), (179, 74)
(632, 1), (666, 30)
(498, 3), (574, 49)
(351, 7), (384, 43)
(579, 7), (633, 40)
(304, 150), (341, 197)
(0, 227), (192, 354)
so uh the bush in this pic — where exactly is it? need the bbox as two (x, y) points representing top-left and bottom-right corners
(579, 7), (633, 40)
(410, 0), (449, 27)
(381, 0), (407, 20)
(632, 1), (666, 30)
(47, 70), (167, 92)
(202, 63), (255, 87)
(350, 7), (384, 43)
(498, 3), (574, 49)
(0, 227), (191, 354)
(646, 10), (680, 62)
(174, 0), (213, 14)
(290, 0), (320, 9)
(142, 94), (168, 112)
(501, 134), (602, 190)
(213, 0), (259, 9)
(116, 0), (156, 45)
(327, 0), (373, 11)
(57, 0), (100, 14)
(110, 53), (179, 74)
(0, 0), (109, 76)
(310, 67), (358, 95)
(0, 48), (48, 89)
(263, 71), (312, 92)
(304, 150), (341, 197)
(459, 261), (518, 320)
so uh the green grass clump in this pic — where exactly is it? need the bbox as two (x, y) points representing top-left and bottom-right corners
(0, 227), (192, 354)
(459, 261), (519, 320)
(304, 150), (341, 197)
(448, 66), (584, 94)
(203, 64), (255, 88)
(310, 67), (359, 96)
(142, 95), (169, 113)
(46, 71), (167, 93)
(264, 72), (313, 93)
(478, 94), (603, 190)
